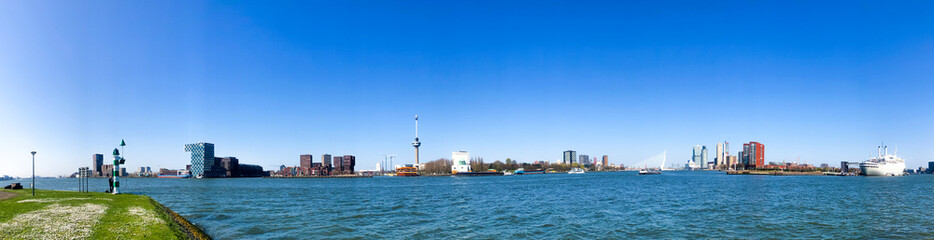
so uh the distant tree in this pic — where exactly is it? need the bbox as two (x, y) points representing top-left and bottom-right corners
(470, 157), (489, 172)
(490, 160), (505, 170)
(421, 158), (452, 174)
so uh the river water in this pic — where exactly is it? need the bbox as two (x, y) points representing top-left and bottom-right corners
(4, 171), (934, 239)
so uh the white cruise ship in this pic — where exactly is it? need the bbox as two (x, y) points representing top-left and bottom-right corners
(859, 146), (906, 176)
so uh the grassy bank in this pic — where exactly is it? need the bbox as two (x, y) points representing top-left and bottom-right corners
(0, 189), (209, 239)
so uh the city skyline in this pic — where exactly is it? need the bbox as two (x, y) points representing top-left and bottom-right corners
(2, 1), (934, 177)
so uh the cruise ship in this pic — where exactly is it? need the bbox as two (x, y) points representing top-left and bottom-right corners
(859, 145), (906, 176)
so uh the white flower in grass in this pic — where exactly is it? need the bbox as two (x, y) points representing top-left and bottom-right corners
(0, 203), (108, 239)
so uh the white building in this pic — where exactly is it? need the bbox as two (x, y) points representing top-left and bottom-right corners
(716, 142), (724, 168)
(715, 141), (730, 169)
(693, 145), (708, 169)
(685, 159), (700, 170)
(451, 151), (471, 173)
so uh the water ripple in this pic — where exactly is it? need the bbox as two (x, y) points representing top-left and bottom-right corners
(9, 172), (934, 239)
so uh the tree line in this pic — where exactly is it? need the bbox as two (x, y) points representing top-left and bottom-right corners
(418, 157), (623, 174)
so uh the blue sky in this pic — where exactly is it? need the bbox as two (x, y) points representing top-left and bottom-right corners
(1, 1), (933, 177)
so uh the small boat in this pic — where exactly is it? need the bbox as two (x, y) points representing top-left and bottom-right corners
(514, 168), (525, 174)
(568, 168), (585, 174)
(503, 171), (515, 176)
(639, 164), (661, 175)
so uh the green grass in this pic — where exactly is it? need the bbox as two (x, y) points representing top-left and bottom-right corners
(0, 189), (190, 239)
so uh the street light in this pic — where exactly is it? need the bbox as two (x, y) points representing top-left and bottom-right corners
(31, 151), (36, 196)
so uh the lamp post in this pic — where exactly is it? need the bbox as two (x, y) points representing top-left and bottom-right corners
(31, 151), (36, 196)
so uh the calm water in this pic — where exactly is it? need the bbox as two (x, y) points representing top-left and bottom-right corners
(5, 171), (934, 239)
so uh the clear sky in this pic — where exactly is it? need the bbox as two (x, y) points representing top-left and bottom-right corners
(1, 1), (933, 177)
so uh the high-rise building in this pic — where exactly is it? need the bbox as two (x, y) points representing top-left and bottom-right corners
(563, 150), (577, 165)
(185, 142), (219, 178)
(579, 155), (590, 166)
(693, 145), (702, 165)
(321, 154), (332, 169)
(742, 144), (749, 166)
(91, 154), (103, 177)
(724, 142), (730, 158)
(693, 145), (708, 169)
(715, 142), (724, 168)
(332, 156), (343, 173)
(741, 142), (765, 169)
(602, 155), (608, 166)
(300, 154), (313, 169)
(723, 142), (730, 169)
(342, 155), (356, 174)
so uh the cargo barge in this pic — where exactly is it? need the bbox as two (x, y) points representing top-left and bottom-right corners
(450, 151), (503, 176)
(157, 174), (191, 179)
(453, 171), (504, 176)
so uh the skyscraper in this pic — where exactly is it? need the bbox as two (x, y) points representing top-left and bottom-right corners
(332, 156), (343, 173)
(91, 154), (103, 177)
(713, 142), (726, 168)
(724, 142), (730, 158)
(723, 141), (730, 168)
(321, 154), (332, 170)
(184, 142), (217, 178)
(300, 154), (313, 169)
(579, 155), (590, 166)
(741, 142), (765, 169)
(602, 155), (608, 166)
(563, 150), (576, 165)
(692, 145), (708, 169)
(342, 155), (356, 174)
